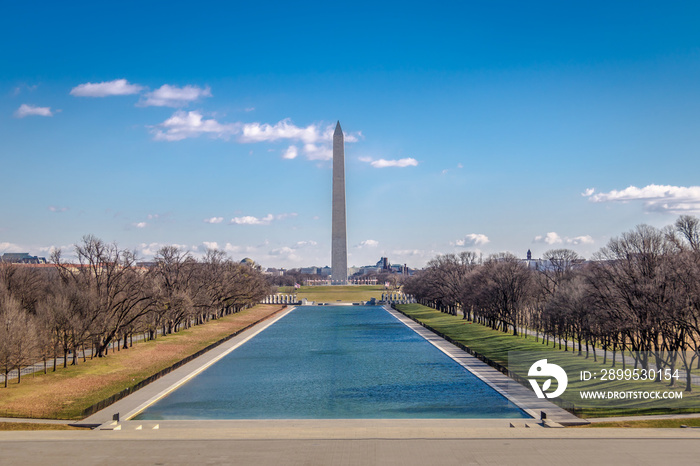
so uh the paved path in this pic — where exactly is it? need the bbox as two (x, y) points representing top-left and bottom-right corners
(1, 424), (699, 465)
(0, 417), (73, 425)
(384, 306), (584, 425)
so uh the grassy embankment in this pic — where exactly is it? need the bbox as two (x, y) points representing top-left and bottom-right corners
(395, 304), (700, 418)
(0, 422), (85, 431)
(278, 285), (387, 303)
(0, 304), (284, 421)
(576, 418), (700, 428)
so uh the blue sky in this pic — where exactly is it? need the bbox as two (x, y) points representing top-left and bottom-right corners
(2, 1), (700, 269)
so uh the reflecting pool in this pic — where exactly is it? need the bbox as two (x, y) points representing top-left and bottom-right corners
(135, 306), (528, 419)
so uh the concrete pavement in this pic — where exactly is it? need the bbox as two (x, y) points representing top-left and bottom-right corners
(1, 422), (699, 466)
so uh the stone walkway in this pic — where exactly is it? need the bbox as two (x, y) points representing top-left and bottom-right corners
(1, 425), (699, 465)
(383, 306), (585, 426)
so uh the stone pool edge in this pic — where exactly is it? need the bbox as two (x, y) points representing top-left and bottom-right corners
(79, 306), (298, 426)
(383, 305), (586, 426)
(81, 304), (582, 428)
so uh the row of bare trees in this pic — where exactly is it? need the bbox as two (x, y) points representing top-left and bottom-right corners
(0, 235), (272, 387)
(403, 216), (700, 391)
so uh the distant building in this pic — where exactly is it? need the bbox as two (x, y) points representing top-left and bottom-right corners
(240, 257), (262, 271)
(377, 257), (390, 271)
(1, 252), (47, 264)
(348, 257), (414, 277)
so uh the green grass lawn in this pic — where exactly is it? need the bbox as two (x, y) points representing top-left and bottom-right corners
(395, 304), (700, 418)
(278, 285), (388, 303)
(576, 418), (700, 428)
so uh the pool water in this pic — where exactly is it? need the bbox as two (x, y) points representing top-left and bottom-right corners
(135, 306), (528, 419)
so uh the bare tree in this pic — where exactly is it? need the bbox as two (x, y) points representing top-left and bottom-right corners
(53, 235), (152, 357)
(147, 246), (197, 337)
(480, 253), (533, 336)
(0, 290), (38, 386)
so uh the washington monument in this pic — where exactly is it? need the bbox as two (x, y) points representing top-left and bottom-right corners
(331, 121), (348, 284)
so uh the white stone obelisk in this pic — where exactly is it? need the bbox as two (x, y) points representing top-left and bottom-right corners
(331, 121), (348, 285)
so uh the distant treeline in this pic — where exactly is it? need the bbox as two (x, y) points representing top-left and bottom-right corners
(403, 216), (700, 391)
(0, 235), (272, 387)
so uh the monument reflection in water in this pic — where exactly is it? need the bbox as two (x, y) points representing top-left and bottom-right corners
(135, 306), (527, 420)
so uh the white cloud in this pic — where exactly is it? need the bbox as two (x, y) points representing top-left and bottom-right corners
(152, 110), (240, 141)
(294, 240), (317, 248)
(133, 222), (147, 228)
(37, 244), (72, 256)
(230, 213), (296, 225)
(454, 233), (490, 247)
(230, 214), (275, 225)
(392, 249), (421, 255)
(70, 79), (143, 97)
(48, 206), (68, 212)
(240, 119), (322, 144)
(534, 232), (563, 245)
(268, 246), (301, 262)
(150, 116), (359, 161)
(14, 104), (54, 118)
(138, 242), (189, 257)
(584, 184), (700, 214)
(138, 84), (212, 107)
(0, 242), (24, 253)
(224, 243), (241, 253)
(283, 145), (299, 159)
(204, 217), (224, 224)
(534, 232), (594, 246)
(303, 143), (332, 161)
(239, 119), (355, 161)
(567, 235), (594, 245)
(269, 246), (294, 255)
(202, 241), (219, 250)
(360, 157), (418, 168)
(442, 163), (464, 175)
(357, 239), (379, 248)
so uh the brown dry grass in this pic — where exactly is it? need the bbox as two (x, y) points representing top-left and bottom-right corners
(0, 305), (285, 420)
(0, 422), (85, 431)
